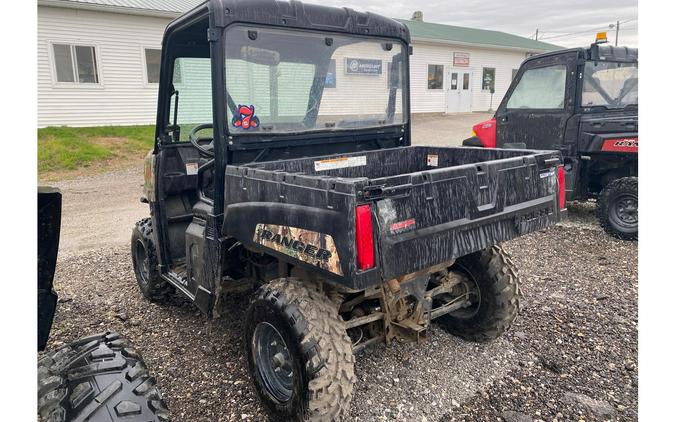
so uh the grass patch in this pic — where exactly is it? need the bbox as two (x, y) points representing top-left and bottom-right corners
(38, 125), (155, 176)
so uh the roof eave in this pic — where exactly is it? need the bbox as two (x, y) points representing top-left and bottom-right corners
(38, 0), (183, 19)
(411, 36), (557, 53)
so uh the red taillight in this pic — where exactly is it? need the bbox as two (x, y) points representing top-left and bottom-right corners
(355, 205), (375, 270)
(557, 165), (566, 210)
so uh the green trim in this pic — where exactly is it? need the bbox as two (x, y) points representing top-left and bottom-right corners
(397, 19), (561, 52)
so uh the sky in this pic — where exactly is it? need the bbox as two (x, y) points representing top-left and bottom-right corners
(307, 0), (638, 48)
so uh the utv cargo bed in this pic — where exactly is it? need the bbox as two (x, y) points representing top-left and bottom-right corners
(223, 146), (565, 290)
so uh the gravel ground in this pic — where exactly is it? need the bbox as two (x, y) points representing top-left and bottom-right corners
(42, 113), (636, 420)
(44, 202), (637, 422)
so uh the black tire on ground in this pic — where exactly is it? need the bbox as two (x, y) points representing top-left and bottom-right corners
(38, 332), (170, 422)
(597, 177), (638, 240)
(435, 245), (522, 342)
(245, 278), (355, 421)
(131, 218), (173, 301)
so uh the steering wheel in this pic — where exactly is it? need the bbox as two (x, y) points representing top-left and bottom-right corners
(189, 123), (215, 157)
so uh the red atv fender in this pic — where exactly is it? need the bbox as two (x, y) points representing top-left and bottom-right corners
(462, 118), (496, 148)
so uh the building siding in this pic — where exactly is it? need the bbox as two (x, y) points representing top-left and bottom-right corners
(409, 42), (529, 113)
(38, 6), (169, 127)
(38, 5), (535, 127)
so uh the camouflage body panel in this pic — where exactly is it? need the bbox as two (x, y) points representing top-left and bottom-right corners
(143, 151), (156, 203)
(253, 224), (343, 276)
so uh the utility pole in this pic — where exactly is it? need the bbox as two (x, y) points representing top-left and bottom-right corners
(535, 28), (539, 40)
(615, 20), (620, 46)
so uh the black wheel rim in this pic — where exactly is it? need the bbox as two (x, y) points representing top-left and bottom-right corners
(610, 193), (638, 229)
(134, 240), (150, 286)
(252, 322), (294, 403)
(446, 264), (481, 319)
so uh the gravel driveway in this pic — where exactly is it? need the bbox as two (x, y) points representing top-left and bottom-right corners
(43, 113), (637, 421)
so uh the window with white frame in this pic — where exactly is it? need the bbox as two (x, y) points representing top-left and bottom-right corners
(144, 48), (161, 84)
(482, 67), (495, 91)
(427, 64), (444, 89)
(52, 43), (99, 84)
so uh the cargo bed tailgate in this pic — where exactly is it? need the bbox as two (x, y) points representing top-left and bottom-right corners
(371, 152), (564, 280)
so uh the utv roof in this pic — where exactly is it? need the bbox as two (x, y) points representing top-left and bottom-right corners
(166, 0), (410, 43)
(525, 44), (638, 63)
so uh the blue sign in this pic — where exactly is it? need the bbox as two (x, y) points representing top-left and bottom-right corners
(325, 59), (336, 88)
(345, 58), (382, 75)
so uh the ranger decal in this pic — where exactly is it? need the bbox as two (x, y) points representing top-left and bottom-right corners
(253, 224), (343, 276)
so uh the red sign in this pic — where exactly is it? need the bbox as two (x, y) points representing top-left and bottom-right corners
(453, 52), (470, 67)
(601, 138), (638, 153)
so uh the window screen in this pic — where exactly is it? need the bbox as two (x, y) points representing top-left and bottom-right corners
(507, 65), (567, 109)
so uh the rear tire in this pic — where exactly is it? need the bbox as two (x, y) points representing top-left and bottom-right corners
(435, 246), (521, 342)
(245, 278), (355, 421)
(597, 177), (638, 240)
(131, 218), (172, 301)
(38, 332), (169, 422)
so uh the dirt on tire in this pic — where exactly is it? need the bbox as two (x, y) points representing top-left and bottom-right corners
(131, 218), (173, 302)
(246, 278), (355, 421)
(436, 245), (521, 342)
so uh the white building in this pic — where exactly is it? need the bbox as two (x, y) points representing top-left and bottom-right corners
(37, 0), (560, 127)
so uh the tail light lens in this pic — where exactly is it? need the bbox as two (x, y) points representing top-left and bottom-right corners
(355, 205), (375, 270)
(557, 165), (566, 210)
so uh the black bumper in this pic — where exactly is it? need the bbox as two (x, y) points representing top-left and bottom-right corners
(462, 136), (484, 147)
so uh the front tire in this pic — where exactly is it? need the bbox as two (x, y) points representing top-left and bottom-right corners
(597, 177), (638, 240)
(245, 278), (355, 421)
(131, 218), (172, 301)
(435, 246), (521, 342)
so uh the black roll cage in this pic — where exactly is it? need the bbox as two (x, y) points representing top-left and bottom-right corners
(154, 0), (412, 216)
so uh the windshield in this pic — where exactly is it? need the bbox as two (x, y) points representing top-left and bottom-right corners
(224, 26), (407, 134)
(582, 61), (638, 109)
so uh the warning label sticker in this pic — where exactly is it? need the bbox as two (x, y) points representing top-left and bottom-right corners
(314, 155), (367, 172)
(185, 162), (199, 175)
(427, 154), (439, 167)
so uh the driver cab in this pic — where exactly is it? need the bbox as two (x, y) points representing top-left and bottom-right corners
(147, 1), (410, 313)
(149, 9), (217, 306)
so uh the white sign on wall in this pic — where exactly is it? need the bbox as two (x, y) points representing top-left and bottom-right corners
(453, 52), (470, 67)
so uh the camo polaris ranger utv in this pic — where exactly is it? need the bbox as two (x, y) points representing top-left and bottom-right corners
(464, 41), (638, 240)
(131, 1), (566, 419)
